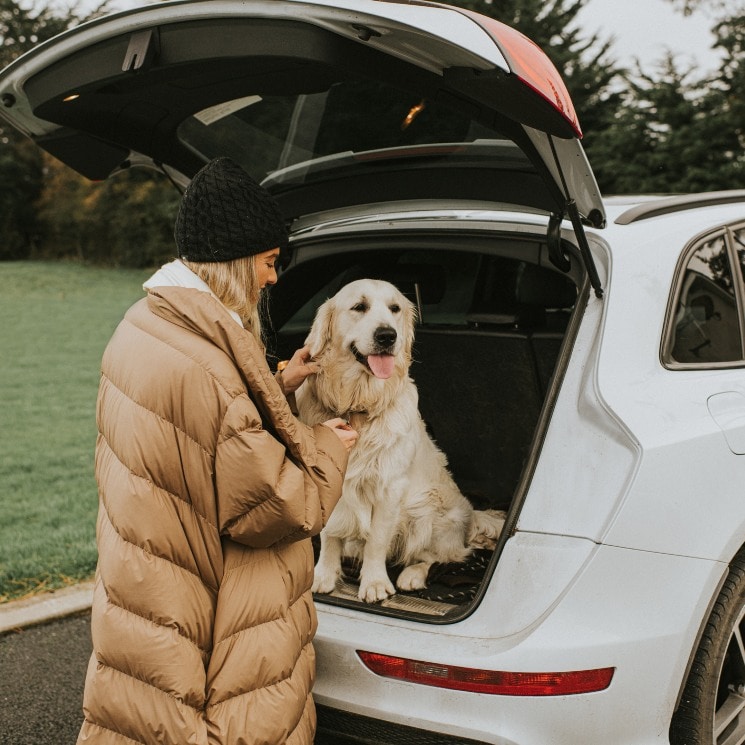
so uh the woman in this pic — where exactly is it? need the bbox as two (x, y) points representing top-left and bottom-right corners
(78, 158), (356, 744)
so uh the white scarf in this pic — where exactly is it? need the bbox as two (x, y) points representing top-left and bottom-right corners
(143, 259), (243, 328)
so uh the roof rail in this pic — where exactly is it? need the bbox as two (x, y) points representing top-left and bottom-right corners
(615, 190), (745, 225)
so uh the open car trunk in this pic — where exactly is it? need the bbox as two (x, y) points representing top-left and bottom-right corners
(0, 0), (599, 621)
(267, 221), (586, 621)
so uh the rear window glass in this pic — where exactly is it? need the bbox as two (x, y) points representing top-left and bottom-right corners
(267, 248), (576, 341)
(177, 77), (513, 185)
(272, 249), (481, 334)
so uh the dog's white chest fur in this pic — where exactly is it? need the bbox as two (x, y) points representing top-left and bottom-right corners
(327, 407), (419, 542)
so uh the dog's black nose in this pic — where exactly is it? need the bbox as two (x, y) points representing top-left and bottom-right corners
(374, 325), (397, 347)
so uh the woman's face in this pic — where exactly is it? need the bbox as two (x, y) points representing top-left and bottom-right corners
(254, 248), (280, 290)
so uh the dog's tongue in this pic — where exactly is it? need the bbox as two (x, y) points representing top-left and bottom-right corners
(367, 354), (395, 379)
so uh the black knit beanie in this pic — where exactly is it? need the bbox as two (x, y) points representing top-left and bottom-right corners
(174, 157), (288, 262)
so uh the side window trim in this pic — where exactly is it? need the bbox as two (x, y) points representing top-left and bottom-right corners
(662, 223), (745, 370)
(726, 222), (745, 356)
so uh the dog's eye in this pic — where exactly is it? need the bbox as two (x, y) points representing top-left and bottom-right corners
(390, 304), (401, 313)
(351, 302), (368, 313)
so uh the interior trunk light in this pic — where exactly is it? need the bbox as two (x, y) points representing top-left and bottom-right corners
(357, 651), (614, 696)
(401, 100), (426, 130)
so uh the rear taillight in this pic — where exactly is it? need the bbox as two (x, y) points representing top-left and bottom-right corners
(456, 10), (582, 138)
(357, 651), (614, 696)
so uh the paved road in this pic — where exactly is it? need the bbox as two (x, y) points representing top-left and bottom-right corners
(0, 613), (90, 745)
(0, 613), (349, 745)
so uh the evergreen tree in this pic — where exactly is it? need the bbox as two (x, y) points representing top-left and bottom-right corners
(710, 11), (745, 186)
(593, 6), (744, 196)
(666, 0), (740, 14)
(589, 56), (737, 194)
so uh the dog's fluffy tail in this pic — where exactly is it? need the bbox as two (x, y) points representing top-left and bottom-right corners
(467, 509), (507, 550)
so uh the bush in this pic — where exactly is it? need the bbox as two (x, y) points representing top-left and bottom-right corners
(35, 157), (182, 268)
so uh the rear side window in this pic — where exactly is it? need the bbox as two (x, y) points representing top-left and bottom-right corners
(665, 225), (745, 367)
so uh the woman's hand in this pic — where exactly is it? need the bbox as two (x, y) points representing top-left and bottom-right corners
(279, 345), (319, 394)
(322, 418), (358, 451)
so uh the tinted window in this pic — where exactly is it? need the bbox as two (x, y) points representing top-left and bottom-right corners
(177, 78), (514, 185)
(669, 232), (743, 364)
(274, 249), (482, 335)
(266, 248), (577, 366)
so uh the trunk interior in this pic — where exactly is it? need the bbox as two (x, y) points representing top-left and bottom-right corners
(267, 229), (584, 621)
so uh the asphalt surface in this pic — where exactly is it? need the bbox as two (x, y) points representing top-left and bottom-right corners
(0, 611), (350, 745)
(0, 612), (90, 745)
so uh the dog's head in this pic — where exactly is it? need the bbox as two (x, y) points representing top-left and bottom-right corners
(305, 278), (416, 380)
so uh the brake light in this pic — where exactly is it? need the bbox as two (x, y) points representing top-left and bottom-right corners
(457, 10), (581, 138)
(357, 651), (614, 696)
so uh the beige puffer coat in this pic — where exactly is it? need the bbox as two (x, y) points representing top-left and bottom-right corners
(78, 285), (348, 745)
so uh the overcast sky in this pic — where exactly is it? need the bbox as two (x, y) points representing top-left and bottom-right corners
(576, 0), (721, 74)
(95, 0), (722, 76)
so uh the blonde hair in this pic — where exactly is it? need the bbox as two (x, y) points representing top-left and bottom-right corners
(182, 255), (269, 346)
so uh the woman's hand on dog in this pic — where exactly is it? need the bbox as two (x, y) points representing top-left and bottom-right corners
(279, 345), (320, 394)
(322, 418), (359, 451)
(279, 346), (358, 450)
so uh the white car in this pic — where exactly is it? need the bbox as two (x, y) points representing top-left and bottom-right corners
(3, 2), (745, 743)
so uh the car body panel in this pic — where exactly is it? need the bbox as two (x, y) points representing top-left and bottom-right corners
(592, 205), (745, 562)
(708, 391), (745, 454)
(517, 204), (745, 562)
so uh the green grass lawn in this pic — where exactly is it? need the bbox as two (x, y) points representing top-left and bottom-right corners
(0, 261), (152, 602)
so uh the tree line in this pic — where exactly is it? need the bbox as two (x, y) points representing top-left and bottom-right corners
(0, 0), (743, 267)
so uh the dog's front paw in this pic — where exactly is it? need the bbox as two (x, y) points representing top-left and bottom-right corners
(358, 575), (395, 603)
(396, 563), (429, 591)
(312, 567), (341, 594)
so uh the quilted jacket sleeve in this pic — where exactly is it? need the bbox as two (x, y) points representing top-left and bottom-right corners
(215, 394), (347, 548)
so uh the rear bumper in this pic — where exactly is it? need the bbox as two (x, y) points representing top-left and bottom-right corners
(313, 543), (726, 745)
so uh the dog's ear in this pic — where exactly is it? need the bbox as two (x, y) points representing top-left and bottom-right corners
(305, 297), (335, 357)
(401, 294), (417, 359)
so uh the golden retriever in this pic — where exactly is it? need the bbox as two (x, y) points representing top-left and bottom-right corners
(296, 278), (505, 603)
